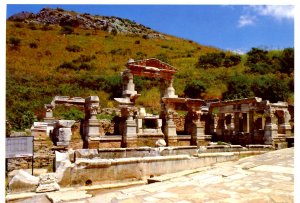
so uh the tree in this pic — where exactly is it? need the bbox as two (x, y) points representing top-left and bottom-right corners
(279, 48), (294, 74)
(251, 75), (290, 102)
(223, 74), (253, 100)
(196, 52), (241, 69)
(184, 79), (206, 98)
(246, 48), (269, 65)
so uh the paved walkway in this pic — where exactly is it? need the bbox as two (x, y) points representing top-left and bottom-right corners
(85, 148), (294, 203)
(9, 148), (294, 203)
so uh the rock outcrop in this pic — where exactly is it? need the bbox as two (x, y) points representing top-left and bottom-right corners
(8, 7), (165, 38)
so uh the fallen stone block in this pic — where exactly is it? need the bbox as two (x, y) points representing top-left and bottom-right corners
(8, 170), (39, 193)
(36, 173), (60, 193)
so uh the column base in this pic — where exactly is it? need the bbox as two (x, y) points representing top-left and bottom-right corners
(87, 139), (100, 149)
(166, 137), (177, 146)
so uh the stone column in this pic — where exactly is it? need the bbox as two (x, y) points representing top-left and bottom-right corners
(122, 107), (138, 147)
(264, 109), (278, 145)
(157, 119), (163, 135)
(54, 120), (75, 147)
(164, 110), (177, 146)
(278, 110), (292, 136)
(44, 104), (55, 124)
(122, 70), (137, 97)
(242, 113), (249, 133)
(84, 96), (101, 149)
(190, 111), (205, 146)
(234, 112), (240, 134)
(216, 113), (225, 139)
(136, 118), (143, 134)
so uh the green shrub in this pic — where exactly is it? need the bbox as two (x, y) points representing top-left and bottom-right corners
(57, 62), (77, 71)
(14, 22), (24, 28)
(66, 45), (82, 52)
(28, 22), (37, 30)
(60, 26), (74, 35)
(72, 55), (96, 64)
(79, 63), (95, 71)
(61, 107), (85, 121)
(41, 24), (53, 31)
(184, 80), (207, 98)
(8, 37), (21, 49)
(29, 42), (38, 48)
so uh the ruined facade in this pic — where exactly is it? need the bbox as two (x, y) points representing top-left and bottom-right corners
(34, 58), (293, 149)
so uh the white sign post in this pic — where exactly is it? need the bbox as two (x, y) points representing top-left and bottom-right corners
(6, 136), (34, 175)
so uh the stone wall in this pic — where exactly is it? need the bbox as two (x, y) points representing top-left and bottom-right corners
(56, 150), (238, 187)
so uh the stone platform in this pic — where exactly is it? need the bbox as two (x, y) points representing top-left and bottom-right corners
(5, 148), (294, 203)
(84, 148), (295, 203)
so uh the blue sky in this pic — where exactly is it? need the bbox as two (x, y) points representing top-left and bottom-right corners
(6, 4), (294, 53)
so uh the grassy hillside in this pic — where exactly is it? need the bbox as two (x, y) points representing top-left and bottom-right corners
(6, 18), (294, 130)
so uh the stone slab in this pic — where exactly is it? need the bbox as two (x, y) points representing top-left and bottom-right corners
(250, 165), (294, 174)
(46, 190), (92, 203)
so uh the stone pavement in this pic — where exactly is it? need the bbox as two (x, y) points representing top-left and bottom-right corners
(83, 148), (294, 203)
(8, 148), (294, 203)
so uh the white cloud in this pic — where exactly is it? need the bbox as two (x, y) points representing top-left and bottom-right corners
(251, 5), (294, 20)
(238, 15), (256, 27)
(227, 48), (246, 55)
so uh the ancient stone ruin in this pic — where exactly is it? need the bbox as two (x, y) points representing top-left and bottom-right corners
(8, 58), (293, 194)
(32, 58), (292, 149)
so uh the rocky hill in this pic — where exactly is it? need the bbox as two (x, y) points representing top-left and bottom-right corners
(8, 7), (165, 38)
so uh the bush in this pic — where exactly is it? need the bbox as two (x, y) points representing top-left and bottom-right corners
(223, 74), (253, 100)
(136, 51), (147, 60)
(66, 45), (82, 52)
(279, 48), (294, 74)
(28, 22), (37, 30)
(29, 42), (38, 48)
(251, 75), (290, 102)
(111, 29), (118, 36)
(57, 62), (77, 71)
(79, 63), (94, 71)
(155, 53), (170, 64)
(60, 25), (74, 35)
(61, 107), (85, 121)
(184, 80), (207, 98)
(8, 37), (21, 49)
(41, 24), (53, 31)
(196, 52), (241, 69)
(14, 22), (24, 28)
(72, 55), (96, 63)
